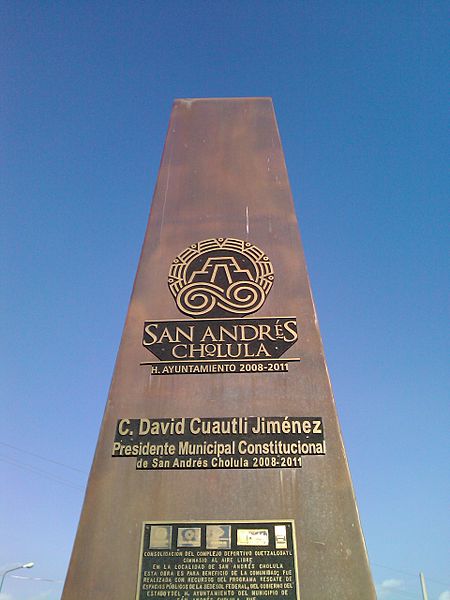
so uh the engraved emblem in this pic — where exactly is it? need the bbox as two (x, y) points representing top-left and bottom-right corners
(168, 238), (274, 318)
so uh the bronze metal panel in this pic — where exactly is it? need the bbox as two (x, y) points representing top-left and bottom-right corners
(62, 98), (376, 599)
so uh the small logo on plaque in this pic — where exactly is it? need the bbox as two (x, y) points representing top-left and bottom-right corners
(275, 524), (288, 549)
(177, 527), (201, 547)
(168, 237), (274, 318)
(237, 528), (269, 546)
(148, 525), (172, 549)
(206, 525), (231, 549)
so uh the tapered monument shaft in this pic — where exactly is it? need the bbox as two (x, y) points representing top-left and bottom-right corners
(62, 98), (375, 600)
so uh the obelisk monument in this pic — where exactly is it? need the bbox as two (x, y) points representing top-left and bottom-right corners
(62, 98), (376, 599)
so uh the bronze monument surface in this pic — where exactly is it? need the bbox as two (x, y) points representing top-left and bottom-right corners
(62, 98), (375, 599)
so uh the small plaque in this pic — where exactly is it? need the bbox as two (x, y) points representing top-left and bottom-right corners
(136, 520), (299, 599)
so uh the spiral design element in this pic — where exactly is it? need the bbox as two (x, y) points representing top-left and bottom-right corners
(178, 281), (265, 317)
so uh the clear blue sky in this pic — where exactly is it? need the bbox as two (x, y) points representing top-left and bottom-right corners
(1, 2), (448, 599)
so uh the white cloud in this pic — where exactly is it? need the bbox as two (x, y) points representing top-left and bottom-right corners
(438, 591), (450, 600)
(376, 578), (405, 597)
(0, 593), (14, 600)
(381, 579), (404, 590)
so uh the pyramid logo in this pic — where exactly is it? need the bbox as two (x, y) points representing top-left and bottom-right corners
(168, 238), (274, 318)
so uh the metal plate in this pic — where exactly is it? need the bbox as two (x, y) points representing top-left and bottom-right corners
(136, 520), (300, 600)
